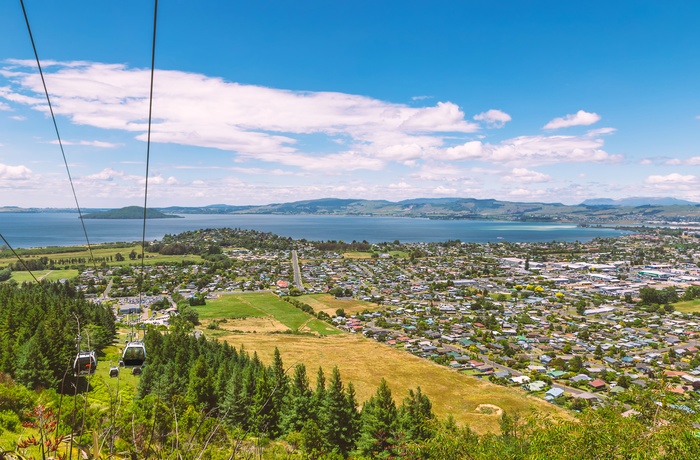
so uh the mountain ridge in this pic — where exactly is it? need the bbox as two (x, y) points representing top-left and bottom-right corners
(5, 197), (700, 223)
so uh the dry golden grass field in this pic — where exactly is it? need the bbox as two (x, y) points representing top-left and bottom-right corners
(297, 293), (382, 316)
(201, 329), (567, 434)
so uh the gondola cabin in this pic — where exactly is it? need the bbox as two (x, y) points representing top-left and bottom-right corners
(73, 351), (97, 376)
(121, 341), (146, 367)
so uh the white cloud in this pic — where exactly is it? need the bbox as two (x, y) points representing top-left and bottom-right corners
(49, 139), (120, 148)
(445, 133), (620, 166)
(443, 141), (483, 160)
(230, 167), (300, 176)
(645, 173), (699, 192)
(410, 164), (483, 183)
(503, 168), (552, 183)
(543, 110), (601, 130)
(664, 156), (700, 166)
(432, 185), (457, 195)
(0, 61), (479, 173)
(508, 188), (546, 198)
(411, 95), (432, 101)
(9, 115), (25, 121)
(82, 167), (125, 181)
(0, 163), (32, 179)
(473, 109), (511, 128)
(388, 182), (414, 190)
(0, 101), (10, 111)
(586, 127), (616, 136)
(639, 159), (653, 165)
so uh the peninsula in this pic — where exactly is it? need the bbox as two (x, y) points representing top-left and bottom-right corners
(82, 206), (182, 219)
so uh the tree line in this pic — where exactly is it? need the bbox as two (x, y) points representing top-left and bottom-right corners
(0, 282), (115, 390)
(131, 326), (432, 458)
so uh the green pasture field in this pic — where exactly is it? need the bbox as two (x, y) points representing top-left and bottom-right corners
(0, 245), (203, 269)
(297, 293), (381, 316)
(9, 269), (80, 283)
(207, 331), (567, 434)
(674, 299), (700, 313)
(197, 292), (341, 335)
(195, 294), (268, 320)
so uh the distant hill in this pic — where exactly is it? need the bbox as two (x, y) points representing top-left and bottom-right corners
(137, 197), (700, 223)
(83, 206), (182, 219)
(158, 204), (254, 214)
(580, 197), (698, 207)
(13, 196), (700, 223)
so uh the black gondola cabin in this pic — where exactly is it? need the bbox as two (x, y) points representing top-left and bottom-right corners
(73, 351), (97, 376)
(121, 341), (146, 367)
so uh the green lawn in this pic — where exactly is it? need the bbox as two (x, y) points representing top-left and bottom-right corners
(195, 295), (268, 320)
(674, 299), (700, 313)
(305, 318), (343, 335)
(10, 269), (79, 283)
(0, 245), (203, 269)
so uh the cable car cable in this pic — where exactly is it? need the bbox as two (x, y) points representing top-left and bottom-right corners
(19, 0), (98, 271)
(0, 232), (45, 286)
(136, 0), (159, 342)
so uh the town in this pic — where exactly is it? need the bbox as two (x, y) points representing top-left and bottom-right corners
(75, 227), (700, 413)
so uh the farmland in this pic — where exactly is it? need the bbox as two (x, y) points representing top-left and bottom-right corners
(196, 292), (341, 335)
(195, 292), (565, 433)
(201, 329), (565, 433)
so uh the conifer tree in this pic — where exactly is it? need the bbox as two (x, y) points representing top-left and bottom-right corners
(357, 378), (398, 457)
(267, 348), (288, 437)
(281, 363), (313, 434)
(186, 355), (215, 410)
(311, 367), (326, 422)
(321, 366), (358, 455)
(399, 386), (434, 441)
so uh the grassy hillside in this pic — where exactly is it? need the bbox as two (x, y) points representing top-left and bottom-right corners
(196, 292), (567, 433)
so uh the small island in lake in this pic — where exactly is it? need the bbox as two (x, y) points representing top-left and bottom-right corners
(82, 206), (183, 219)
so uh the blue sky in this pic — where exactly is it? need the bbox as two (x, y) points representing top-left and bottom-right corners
(1, 0), (699, 207)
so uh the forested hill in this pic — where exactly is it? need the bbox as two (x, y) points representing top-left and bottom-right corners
(156, 197), (700, 223)
(82, 206), (182, 219)
(11, 196), (700, 222)
(0, 282), (115, 390)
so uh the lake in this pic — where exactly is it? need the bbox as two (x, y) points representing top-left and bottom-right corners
(0, 212), (629, 248)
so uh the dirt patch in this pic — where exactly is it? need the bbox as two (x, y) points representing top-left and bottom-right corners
(474, 404), (504, 416)
(205, 317), (289, 333)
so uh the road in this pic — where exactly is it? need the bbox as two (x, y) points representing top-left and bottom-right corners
(101, 277), (114, 299)
(291, 250), (303, 290)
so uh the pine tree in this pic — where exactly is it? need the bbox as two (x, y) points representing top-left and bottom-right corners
(357, 378), (398, 457)
(321, 367), (358, 455)
(223, 369), (248, 428)
(15, 331), (54, 390)
(399, 386), (434, 441)
(281, 363), (313, 434)
(186, 356), (215, 410)
(267, 348), (288, 437)
(311, 367), (326, 422)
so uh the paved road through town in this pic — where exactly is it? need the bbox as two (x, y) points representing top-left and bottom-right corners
(291, 249), (303, 290)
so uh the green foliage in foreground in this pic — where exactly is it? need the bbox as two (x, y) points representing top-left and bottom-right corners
(0, 282), (115, 391)
(0, 283), (697, 458)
